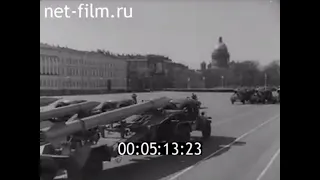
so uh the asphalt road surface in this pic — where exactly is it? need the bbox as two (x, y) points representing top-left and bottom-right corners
(55, 92), (280, 180)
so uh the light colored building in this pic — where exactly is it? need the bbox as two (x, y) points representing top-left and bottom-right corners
(40, 43), (127, 93)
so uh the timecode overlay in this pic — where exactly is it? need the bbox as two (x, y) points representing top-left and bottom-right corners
(117, 142), (202, 156)
(42, 3), (133, 19)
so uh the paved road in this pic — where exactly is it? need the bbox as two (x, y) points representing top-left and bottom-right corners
(56, 92), (280, 180)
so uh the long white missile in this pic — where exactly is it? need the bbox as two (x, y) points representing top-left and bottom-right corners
(43, 97), (171, 142)
(40, 101), (100, 122)
(40, 97), (61, 107)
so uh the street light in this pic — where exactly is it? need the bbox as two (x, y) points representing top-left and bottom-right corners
(202, 77), (206, 88)
(221, 76), (224, 88)
(264, 73), (268, 89)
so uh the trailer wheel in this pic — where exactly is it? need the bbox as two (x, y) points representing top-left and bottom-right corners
(81, 160), (103, 180)
(40, 157), (59, 180)
(79, 148), (105, 180)
(81, 158), (103, 180)
(202, 121), (211, 139)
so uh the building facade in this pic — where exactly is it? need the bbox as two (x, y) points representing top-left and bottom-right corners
(40, 43), (127, 95)
(166, 62), (205, 89)
(126, 58), (149, 91)
(127, 55), (173, 91)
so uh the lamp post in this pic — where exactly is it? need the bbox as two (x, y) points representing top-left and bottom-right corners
(202, 76), (206, 88)
(264, 73), (268, 90)
(221, 76), (224, 88)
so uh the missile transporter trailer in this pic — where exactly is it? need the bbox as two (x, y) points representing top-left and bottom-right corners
(40, 96), (212, 180)
(113, 98), (212, 143)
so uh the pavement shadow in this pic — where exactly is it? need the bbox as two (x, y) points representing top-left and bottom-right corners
(93, 136), (246, 180)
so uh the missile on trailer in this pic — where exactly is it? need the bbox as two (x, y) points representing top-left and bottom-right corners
(42, 97), (171, 143)
(40, 97), (61, 107)
(40, 101), (100, 122)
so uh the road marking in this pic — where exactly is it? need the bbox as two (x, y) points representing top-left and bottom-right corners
(168, 114), (280, 180)
(211, 105), (271, 127)
(256, 148), (280, 180)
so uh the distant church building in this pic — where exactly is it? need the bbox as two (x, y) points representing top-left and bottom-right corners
(211, 37), (230, 69)
(200, 61), (207, 71)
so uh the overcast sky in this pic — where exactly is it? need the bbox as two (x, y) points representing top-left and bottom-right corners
(40, 0), (280, 69)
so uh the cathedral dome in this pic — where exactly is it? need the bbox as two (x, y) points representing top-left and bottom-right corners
(211, 37), (230, 68)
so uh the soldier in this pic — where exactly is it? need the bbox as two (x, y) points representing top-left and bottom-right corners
(131, 93), (137, 104)
(191, 93), (198, 100)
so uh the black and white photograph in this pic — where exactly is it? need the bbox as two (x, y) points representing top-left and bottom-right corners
(40, 0), (280, 180)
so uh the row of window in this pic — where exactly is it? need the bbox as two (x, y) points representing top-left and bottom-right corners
(40, 79), (124, 88)
(40, 66), (60, 75)
(65, 68), (116, 78)
(40, 72), (59, 76)
(40, 55), (59, 65)
(40, 54), (117, 68)
(40, 65), (122, 78)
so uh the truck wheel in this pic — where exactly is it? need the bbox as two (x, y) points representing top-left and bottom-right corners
(175, 124), (191, 142)
(79, 149), (104, 180)
(40, 157), (59, 180)
(202, 121), (211, 139)
(81, 161), (103, 180)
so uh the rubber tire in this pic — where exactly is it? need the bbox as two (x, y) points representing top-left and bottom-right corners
(175, 125), (191, 142)
(40, 155), (61, 180)
(79, 150), (104, 180)
(202, 121), (211, 140)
